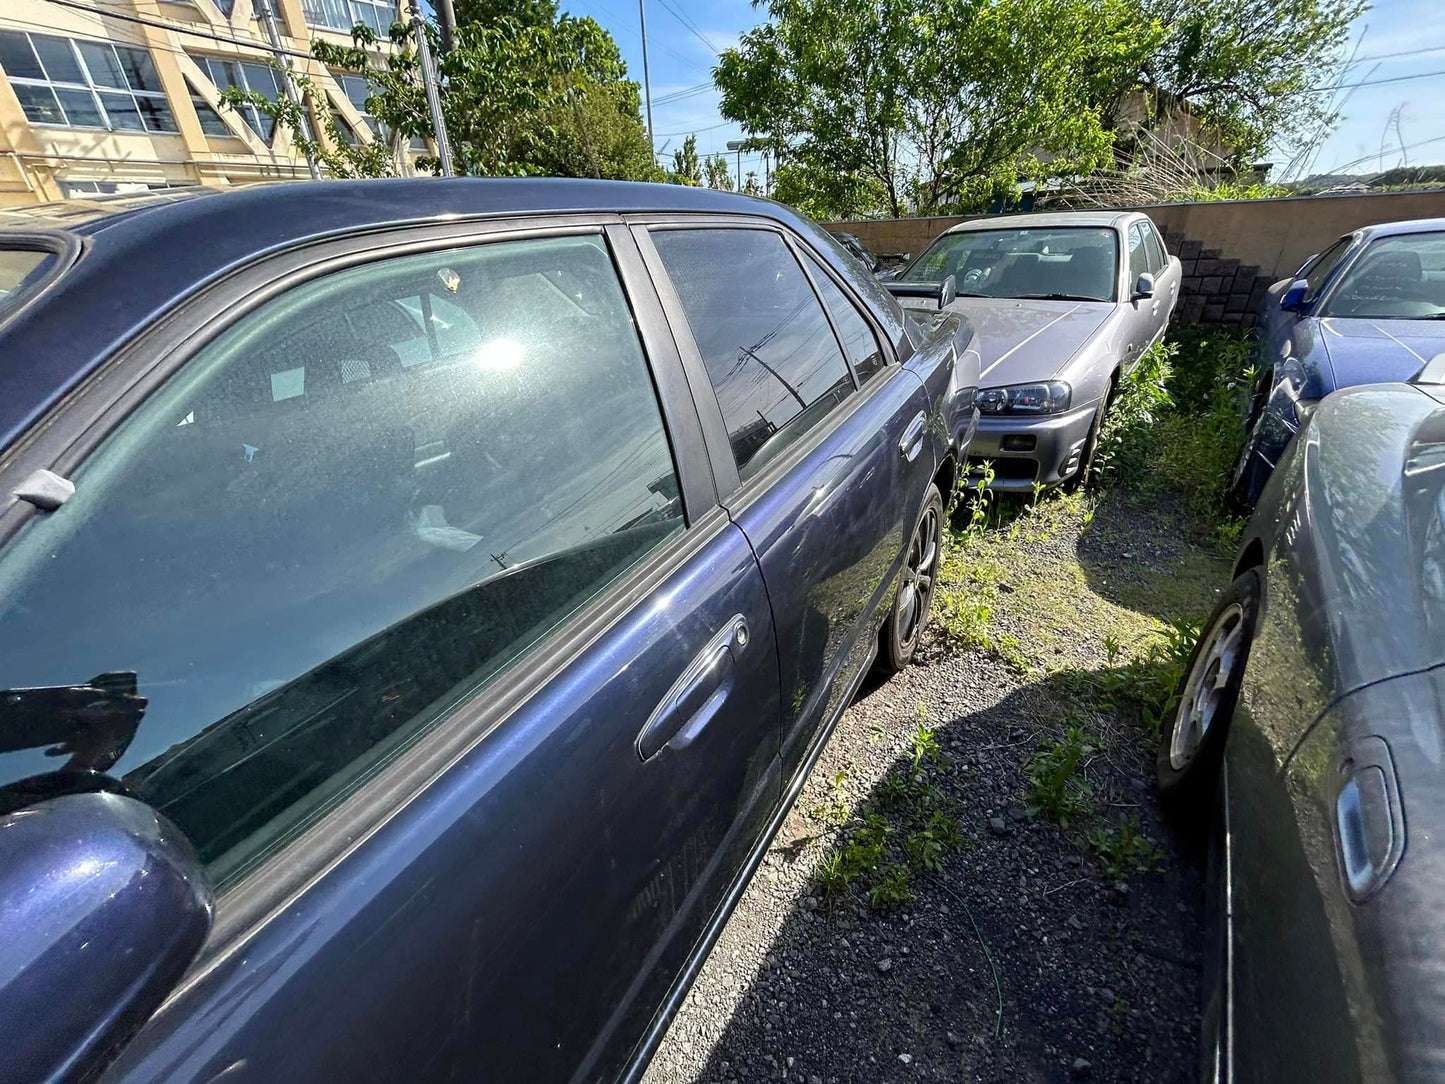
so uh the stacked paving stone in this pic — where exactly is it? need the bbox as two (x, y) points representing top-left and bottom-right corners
(1161, 228), (1277, 329)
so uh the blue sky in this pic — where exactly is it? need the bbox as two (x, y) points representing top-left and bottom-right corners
(563, 0), (1445, 182)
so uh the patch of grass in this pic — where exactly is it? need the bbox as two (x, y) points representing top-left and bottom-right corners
(814, 719), (971, 910)
(1086, 817), (1165, 881)
(1090, 620), (1198, 735)
(1024, 725), (1098, 827)
(1095, 340), (1177, 485)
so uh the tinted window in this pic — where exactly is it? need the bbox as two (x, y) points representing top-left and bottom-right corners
(903, 226), (1118, 302)
(805, 253), (886, 383)
(0, 234), (683, 889)
(1127, 223), (1149, 284)
(653, 228), (854, 479)
(0, 249), (55, 306)
(1143, 222), (1168, 273)
(1301, 238), (1352, 302)
(1321, 231), (1445, 319)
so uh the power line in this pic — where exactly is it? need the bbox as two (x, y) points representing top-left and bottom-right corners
(1306, 67), (1445, 92)
(1352, 44), (1445, 64)
(651, 81), (713, 105)
(652, 0), (720, 57)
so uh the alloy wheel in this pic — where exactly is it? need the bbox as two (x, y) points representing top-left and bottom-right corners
(897, 503), (939, 647)
(1170, 603), (1246, 770)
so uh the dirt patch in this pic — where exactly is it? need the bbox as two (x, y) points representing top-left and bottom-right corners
(643, 488), (1225, 1084)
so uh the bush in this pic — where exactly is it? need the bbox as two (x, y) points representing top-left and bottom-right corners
(1094, 340), (1175, 485)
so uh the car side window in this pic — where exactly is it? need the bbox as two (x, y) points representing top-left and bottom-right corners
(1143, 223), (1168, 273)
(652, 228), (854, 480)
(803, 252), (887, 384)
(1302, 238), (1352, 303)
(1127, 223), (1149, 283)
(0, 233), (684, 890)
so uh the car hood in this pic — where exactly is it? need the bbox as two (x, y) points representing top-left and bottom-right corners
(1302, 384), (1445, 689)
(944, 297), (1112, 386)
(1318, 318), (1445, 388)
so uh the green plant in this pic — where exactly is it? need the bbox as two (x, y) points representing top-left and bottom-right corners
(868, 863), (914, 909)
(1024, 725), (1098, 826)
(1095, 340), (1176, 485)
(960, 461), (998, 536)
(813, 768), (851, 827)
(1096, 620), (1198, 733)
(1086, 817), (1165, 880)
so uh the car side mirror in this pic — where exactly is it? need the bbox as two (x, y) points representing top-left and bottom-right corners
(0, 793), (212, 1083)
(884, 273), (956, 310)
(1281, 278), (1309, 312)
(1132, 272), (1155, 300)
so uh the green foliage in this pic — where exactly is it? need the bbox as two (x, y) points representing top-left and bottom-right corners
(814, 717), (968, 910)
(1024, 725), (1097, 826)
(1091, 620), (1198, 734)
(1157, 181), (1292, 203)
(715, 0), (1133, 218)
(301, 13), (659, 181)
(667, 134), (702, 186)
(1150, 330), (1258, 518)
(703, 154), (735, 192)
(220, 73), (397, 179)
(1086, 817), (1164, 881)
(1094, 340), (1175, 484)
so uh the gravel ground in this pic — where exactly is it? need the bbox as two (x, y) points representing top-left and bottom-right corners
(643, 491), (1217, 1084)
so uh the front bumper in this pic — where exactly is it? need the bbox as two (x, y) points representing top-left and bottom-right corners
(964, 400), (1100, 491)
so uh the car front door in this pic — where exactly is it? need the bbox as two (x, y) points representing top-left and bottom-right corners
(1124, 221), (1159, 363)
(638, 220), (935, 779)
(0, 221), (783, 1083)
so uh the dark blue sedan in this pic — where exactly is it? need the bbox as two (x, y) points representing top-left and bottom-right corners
(0, 180), (977, 1084)
(1228, 217), (1445, 508)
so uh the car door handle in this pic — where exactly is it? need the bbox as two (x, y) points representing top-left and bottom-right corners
(899, 411), (927, 462)
(635, 615), (749, 761)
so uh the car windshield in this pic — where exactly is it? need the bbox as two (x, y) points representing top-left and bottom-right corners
(0, 249), (54, 307)
(900, 226), (1118, 302)
(1322, 231), (1445, 319)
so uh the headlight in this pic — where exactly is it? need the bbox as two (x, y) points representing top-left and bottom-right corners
(976, 381), (1072, 415)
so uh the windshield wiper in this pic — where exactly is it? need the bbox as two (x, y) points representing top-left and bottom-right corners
(1015, 293), (1105, 302)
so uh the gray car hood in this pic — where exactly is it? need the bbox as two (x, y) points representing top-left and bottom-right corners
(944, 297), (1112, 387)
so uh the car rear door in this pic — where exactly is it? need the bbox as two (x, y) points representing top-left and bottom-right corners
(636, 217), (935, 779)
(0, 219), (782, 1083)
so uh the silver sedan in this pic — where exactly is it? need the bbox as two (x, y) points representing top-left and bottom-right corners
(896, 210), (1181, 489)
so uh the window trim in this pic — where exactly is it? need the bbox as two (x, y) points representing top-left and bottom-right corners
(0, 216), (718, 962)
(628, 214), (909, 506)
(0, 229), (84, 335)
(1140, 221), (1168, 274)
(0, 30), (178, 135)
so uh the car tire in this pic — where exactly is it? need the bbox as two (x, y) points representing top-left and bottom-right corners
(1157, 568), (1261, 820)
(877, 483), (945, 675)
(1067, 376), (1114, 491)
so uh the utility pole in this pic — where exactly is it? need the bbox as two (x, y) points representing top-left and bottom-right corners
(257, 0), (319, 180)
(435, 0), (456, 54)
(409, 0), (454, 177)
(638, 0), (654, 147)
(727, 139), (743, 192)
(763, 148), (770, 196)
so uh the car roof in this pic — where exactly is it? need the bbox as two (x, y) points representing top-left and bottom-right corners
(1354, 217), (1445, 240)
(940, 209), (1139, 234)
(0, 178), (812, 453)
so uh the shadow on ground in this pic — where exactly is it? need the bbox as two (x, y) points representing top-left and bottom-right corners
(647, 649), (1206, 1084)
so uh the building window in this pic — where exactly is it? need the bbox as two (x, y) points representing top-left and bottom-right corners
(303, 0), (400, 34)
(333, 72), (427, 152)
(191, 56), (281, 143)
(0, 31), (178, 134)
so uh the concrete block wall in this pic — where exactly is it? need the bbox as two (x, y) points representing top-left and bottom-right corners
(1159, 229), (1276, 329)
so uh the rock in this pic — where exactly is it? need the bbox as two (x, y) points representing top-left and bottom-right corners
(1067, 914), (1085, 931)
(1008, 806), (1027, 822)
(988, 816), (1009, 836)
(1072, 1057), (1093, 1075)
(946, 1031), (961, 1047)
(809, 1077), (824, 1084)
(1099, 988), (1116, 1004)
(898, 1053), (913, 1065)
(877, 957), (893, 973)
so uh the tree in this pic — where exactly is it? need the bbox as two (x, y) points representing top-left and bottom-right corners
(234, 11), (660, 180)
(454, 0), (557, 26)
(1111, 0), (1366, 163)
(742, 170), (763, 196)
(715, 0), (1138, 218)
(668, 134), (703, 185)
(703, 153), (734, 191)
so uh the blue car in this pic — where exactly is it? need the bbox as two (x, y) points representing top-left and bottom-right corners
(0, 180), (977, 1084)
(1228, 217), (1445, 508)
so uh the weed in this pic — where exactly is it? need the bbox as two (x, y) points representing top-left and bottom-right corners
(868, 863), (914, 909)
(1095, 341), (1176, 485)
(1086, 817), (1165, 881)
(1024, 726), (1098, 827)
(1093, 621), (1197, 734)
(812, 768), (851, 827)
